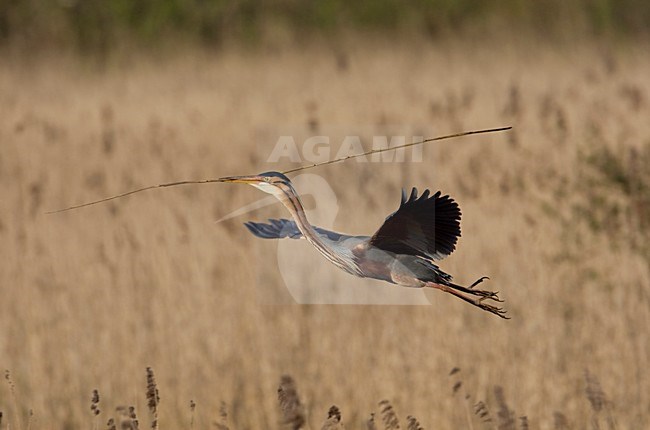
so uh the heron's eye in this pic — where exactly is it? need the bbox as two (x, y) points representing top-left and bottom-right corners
(264, 177), (271, 183)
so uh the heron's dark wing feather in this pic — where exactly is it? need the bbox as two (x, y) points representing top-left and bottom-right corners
(368, 188), (461, 260)
(244, 218), (346, 242)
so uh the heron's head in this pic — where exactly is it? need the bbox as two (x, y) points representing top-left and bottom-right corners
(218, 171), (293, 197)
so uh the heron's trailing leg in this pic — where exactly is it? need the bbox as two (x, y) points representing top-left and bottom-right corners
(427, 281), (509, 319)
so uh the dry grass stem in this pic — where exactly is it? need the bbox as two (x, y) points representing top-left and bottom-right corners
(367, 413), (377, 430)
(214, 401), (229, 430)
(584, 371), (617, 430)
(553, 412), (570, 430)
(189, 400), (196, 430)
(494, 386), (515, 430)
(26, 409), (33, 430)
(4, 370), (22, 430)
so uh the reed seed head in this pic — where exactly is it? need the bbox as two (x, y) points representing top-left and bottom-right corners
(106, 418), (116, 430)
(474, 401), (492, 423)
(519, 416), (529, 430)
(584, 370), (606, 413)
(406, 415), (423, 430)
(278, 375), (306, 430)
(320, 405), (343, 430)
(378, 400), (400, 429)
(91, 389), (101, 416)
(145, 367), (160, 430)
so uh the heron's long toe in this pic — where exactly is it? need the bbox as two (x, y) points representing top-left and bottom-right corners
(469, 276), (490, 289)
(475, 300), (509, 319)
(461, 278), (503, 303)
(474, 289), (504, 302)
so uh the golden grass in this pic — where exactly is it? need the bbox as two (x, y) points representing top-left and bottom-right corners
(0, 38), (649, 428)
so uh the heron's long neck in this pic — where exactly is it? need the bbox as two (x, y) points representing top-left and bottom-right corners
(279, 190), (330, 249)
(278, 188), (359, 275)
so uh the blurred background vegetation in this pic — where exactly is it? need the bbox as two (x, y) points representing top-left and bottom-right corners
(3, 1), (650, 429)
(1, 0), (649, 54)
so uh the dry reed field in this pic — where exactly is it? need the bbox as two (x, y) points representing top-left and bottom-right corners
(1, 38), (650, 428)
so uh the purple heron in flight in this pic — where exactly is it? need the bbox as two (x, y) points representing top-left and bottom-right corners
(218, 171), (507, 318)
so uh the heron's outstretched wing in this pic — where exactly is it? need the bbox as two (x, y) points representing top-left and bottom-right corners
(368, 188), (461, 260)
(244, 218), (346, 242)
